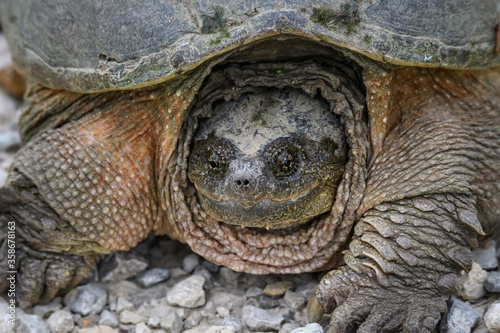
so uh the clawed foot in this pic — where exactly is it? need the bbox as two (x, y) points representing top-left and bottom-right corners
(307, 267), (447, 333)
(16, 252), (99, 308)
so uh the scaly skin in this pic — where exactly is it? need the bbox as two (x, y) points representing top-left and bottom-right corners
(1, 60), (499, 333)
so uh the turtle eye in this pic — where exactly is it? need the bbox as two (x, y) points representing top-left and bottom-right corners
(208, 152), (221, 171)
(273, 147), (298, 176)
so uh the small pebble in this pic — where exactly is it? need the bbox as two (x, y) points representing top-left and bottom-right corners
(80, 314), (99, 328)
(160, 312), (183, 333)
(0, 297), (15, 333)
(135, 268), (170, 288)
(46, 309), (74, 333)
(32, 300), (63, 318)
(119, 310), (146, 324)
(242, 305), (284, 331)
(98, 310), (118, 327)
(148, 316), (162, 328)
(258, 294), (280, 309)
(17, 313), (51, 333)
(222, 316), (242, 333)
(212, 292), (245, 310)
(0, 132), (20, 152)
(70, 284), (107, 316)
(219, 267), (242, 285)
(136, 322), (152, 333)
(183, 254), (202, 273)
(77, 325), (115, 333)
(115, 296), (134, 313)
(439, 297), (480, 333)
(472, 241), (498, 270)
(484, 271), (500, 293)
(484, 302), (500, 333)
(72, 313), (82, 325)
(290, 323), (324, 333)
(99, 252), (149, 282)
(202, 260), (220, 272)
(280, 322), (301, 333)
(216, 306), (230, 317)
(296, 282), (317, 300)
(169, 267), (189, 280)
(193, 267), (213, 284)
(206, 326), (236, 333)
(245, 286), (264, 298)
(167, 275), (206, 308)
(62, 288), (79, 307)
(283, 290), (306, 310)
(264, 281), (294, 297)
(201, 301), (216, 319)
(456, 262), (487, 300)
(185, 311), (202, 328)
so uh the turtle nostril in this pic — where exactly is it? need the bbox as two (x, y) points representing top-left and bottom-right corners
(235, 178), (251, 188)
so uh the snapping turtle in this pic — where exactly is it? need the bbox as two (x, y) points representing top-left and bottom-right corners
(1, 0), (500, 331)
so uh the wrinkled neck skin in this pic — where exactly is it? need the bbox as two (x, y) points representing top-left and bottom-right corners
(160, 60), (367, 274)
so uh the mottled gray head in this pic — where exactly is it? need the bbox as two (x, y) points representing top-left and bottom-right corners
(188, 88), (346, 229)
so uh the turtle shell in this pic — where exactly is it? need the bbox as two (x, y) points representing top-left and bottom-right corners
(0, 0), (499, 93)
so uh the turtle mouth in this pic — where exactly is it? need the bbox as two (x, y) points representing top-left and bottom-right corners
(195, 183), (337, 229)
(162, 39), (368, 274)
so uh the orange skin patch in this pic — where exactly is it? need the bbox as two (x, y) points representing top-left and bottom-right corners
(0, 65), (26, 99)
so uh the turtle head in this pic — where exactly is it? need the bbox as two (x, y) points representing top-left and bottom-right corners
(188, 88), (346, 229)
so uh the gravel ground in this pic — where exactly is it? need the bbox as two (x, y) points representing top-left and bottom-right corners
(0, 32), (499, 333)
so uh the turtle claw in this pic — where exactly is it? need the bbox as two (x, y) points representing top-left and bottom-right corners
(307, 291), (325, 323)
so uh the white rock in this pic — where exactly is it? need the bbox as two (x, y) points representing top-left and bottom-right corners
(283, 290), (306, 311)
(206, 326), (236, 333)
(0, 297), (16, 333)
(472, 241), (498, 270)
(484, 302), (500, 333)
(135, 322), (152, 333)
(100, 252), (148, 282)
(148, 316), (161, 328)
(456, 262), (487, 300)
(17, 313), (51, 333)
(439, 297), (480, 333)
(290, 323), (324, 333)
(182, 327), (210, 333)
(47, 309), (75, 333)
(116, 296), (134, 313)
(69, 284), (107, 316)
(183, 254), (201, 273)
(32, 300), (63, 318)
(167, 275), (206, 308)
(77, 325), (117, 333)
(279, 322), (301, 333)
(216, 306), (230, 317)
(119, 310), (146, 324)
(160, 312), (183, 333)
(98, 310), (119, 327)
(242, 305), (284, 331)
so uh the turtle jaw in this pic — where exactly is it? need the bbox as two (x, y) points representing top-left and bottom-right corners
(196, 183), (337, 229)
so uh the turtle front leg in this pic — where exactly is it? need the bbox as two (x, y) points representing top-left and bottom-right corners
(308, 194), (482, 332)
(0, 84), (163, 307)
(0, 178), (103, 308)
